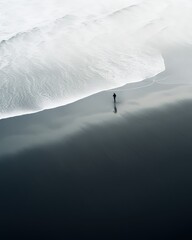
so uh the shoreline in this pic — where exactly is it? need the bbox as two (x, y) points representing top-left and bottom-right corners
(1, 80), (192, 238)
(0, 76), (190, 159)
(0, 71), (163, 121)
(1, 46), (192, 238)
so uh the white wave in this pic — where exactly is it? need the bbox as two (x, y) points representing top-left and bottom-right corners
(0, 0), (192, 119)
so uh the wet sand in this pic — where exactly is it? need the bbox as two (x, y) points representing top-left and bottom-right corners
(1, 47), (192, 239)
(1, 79), (192, 239)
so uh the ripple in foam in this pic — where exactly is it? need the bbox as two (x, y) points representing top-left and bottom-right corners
(0, 0), (192, 119)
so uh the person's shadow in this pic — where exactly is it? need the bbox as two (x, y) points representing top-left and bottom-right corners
(113, 101), (117, 114)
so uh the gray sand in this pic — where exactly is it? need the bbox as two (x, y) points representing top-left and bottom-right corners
(0, 46), (192, 239)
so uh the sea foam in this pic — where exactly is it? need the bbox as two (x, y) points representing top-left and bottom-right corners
(0, 0), (192, 119)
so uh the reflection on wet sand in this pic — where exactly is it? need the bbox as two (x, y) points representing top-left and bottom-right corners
(113, 102), (117, 114)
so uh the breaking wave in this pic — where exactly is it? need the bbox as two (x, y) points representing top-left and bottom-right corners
(0, 0), (192, 119)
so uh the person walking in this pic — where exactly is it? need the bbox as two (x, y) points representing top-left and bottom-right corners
(113, 93), (116, 103)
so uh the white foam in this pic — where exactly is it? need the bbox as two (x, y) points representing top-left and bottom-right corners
(0, 0), (192, 119)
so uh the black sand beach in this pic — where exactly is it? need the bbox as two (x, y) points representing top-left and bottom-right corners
(1, 48), (192, 239)
(1, 79), (192, 239)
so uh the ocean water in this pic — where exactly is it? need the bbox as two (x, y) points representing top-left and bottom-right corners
(0, 0), (192, 119)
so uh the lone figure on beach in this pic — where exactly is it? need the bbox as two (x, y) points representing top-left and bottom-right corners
(113, 93), (116, 103)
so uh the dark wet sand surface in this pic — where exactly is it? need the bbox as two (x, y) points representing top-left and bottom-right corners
(1, 79), (192, 239)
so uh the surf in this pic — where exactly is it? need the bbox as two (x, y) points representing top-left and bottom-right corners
(0, 0), (192, 119)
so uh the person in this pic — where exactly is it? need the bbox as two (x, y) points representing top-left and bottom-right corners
(113, 93), (116, 103)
